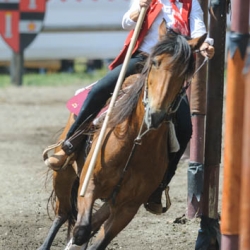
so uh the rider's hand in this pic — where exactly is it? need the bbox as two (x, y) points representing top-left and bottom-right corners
(131, 0), (151, 21)
(200, 42), (215, 59)
(139, 0), (152, 10)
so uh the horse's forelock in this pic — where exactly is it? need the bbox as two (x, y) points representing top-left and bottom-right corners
(150, 30), (195, 79)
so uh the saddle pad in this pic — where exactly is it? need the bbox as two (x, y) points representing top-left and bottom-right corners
(66, 87), (91, 116)
(66, 82), (107, 118)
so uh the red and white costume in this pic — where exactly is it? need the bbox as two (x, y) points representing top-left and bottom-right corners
(109, 0), (210, 70)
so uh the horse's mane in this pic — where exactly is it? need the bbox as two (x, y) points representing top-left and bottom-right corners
(105, 29), (196, 128)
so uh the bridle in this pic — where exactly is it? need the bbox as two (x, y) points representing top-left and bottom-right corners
(143, 54), (208, 119)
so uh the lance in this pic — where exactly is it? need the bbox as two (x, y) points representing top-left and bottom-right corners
(80, 7), (147, 197)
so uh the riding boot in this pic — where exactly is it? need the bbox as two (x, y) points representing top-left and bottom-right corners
(145, 140), (190, 215)
(45, 121), (91, 171)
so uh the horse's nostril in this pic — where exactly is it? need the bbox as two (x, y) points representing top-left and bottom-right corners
(152, 112), (166, 128)
(145, 110), (166, 129)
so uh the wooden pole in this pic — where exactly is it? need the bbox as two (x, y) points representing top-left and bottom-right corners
(10, 51), (24, 86)
(240, 53), (250, 250)
(221, 0), (249, 249)
(79, 7), (147, 197)
(203, 0), (227, 220)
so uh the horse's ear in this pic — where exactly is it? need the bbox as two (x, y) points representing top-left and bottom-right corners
(158, 19), (167, 41)
(188, 33), (207, 51)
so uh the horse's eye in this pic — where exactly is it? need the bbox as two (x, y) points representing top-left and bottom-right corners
(152, 59), (161, 69)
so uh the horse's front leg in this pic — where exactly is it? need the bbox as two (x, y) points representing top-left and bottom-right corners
(87, 201), (141, 250)
(64, 203), (110, 250)
(72, 178), (96, 247)
(91, 202), (110, 234)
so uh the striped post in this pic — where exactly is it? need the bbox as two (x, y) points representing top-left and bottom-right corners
(221, 0), (249, 249)
(240, 48), (250, 250)
(193, 0), (228, 249)
(187, 0), (208, 219)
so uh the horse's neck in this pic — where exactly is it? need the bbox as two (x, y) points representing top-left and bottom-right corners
(129, 90), (146, 131)
(113, 89), (145, 138)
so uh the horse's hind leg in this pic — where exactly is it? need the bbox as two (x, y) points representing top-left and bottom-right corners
(38, 216), (66, 250)
(87, 202), (140, 250)
(39, 167), (77, 250)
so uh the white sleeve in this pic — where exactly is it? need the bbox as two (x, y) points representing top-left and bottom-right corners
(189, 0), (207, 38)
(122, 0), (140, 30)
(204, 38), (214, 45)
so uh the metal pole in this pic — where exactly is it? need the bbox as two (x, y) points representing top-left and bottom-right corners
(221, 0), (249, 249)
(187, 0), (208, 219)
(79, 7), (147, 197)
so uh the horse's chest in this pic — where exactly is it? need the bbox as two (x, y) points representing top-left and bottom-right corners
(103, 130), (168, 171)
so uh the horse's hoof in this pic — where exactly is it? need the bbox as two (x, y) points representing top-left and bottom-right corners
(73, 225), (91, 246)
(144, 202), (163, 215)
(66, 244), (82, 250)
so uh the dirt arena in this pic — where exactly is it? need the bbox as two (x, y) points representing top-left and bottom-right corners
(0, 83), (222, 250)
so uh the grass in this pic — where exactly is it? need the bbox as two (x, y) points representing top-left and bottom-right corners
(0, 60), (108, 88)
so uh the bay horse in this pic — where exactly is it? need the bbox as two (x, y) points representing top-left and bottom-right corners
(39, 20), (206, 250)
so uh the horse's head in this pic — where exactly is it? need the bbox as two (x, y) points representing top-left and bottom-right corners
(144, 19), (206, 129)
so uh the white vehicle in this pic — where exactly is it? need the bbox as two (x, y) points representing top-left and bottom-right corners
(0, 0), (130, 70)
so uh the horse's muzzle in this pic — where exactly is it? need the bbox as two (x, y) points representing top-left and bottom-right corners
(144, 107), (166, 129)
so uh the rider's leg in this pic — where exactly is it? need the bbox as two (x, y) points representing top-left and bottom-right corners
(145, 95), (192, 214)
(164, 95), (193, 185)
(45, 53), (146, 170)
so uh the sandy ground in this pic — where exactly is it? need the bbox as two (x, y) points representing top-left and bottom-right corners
(0, 84), (222, 250)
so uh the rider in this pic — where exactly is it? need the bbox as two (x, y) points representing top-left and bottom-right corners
(45, 0), (215, 214)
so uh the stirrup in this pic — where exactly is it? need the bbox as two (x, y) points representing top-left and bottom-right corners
(43, 140), (64, 161)
(162, 186), (171, 213)
(43, 140), (73, 171)
(145, 186), (171, 215)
